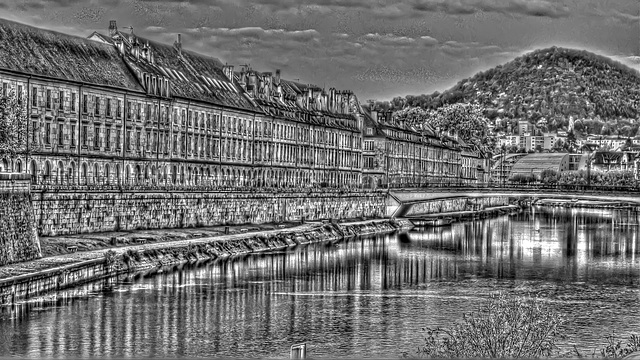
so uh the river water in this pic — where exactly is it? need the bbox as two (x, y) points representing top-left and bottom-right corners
(1, 206), (639, 358)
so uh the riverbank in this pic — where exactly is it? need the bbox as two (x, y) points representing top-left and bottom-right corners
(0, 218), (413, 305)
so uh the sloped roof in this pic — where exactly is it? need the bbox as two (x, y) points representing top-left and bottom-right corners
(510, 153), (569, 176)
(0, 19), (143, 91)
(594, 151), (625, 164)
(113, 32), (258, 111)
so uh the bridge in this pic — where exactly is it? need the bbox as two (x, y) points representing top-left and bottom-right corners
(386, 185), (640, 218)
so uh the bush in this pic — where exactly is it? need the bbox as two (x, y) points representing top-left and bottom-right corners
(540, 169), (560, 184)
(412, 293), (564, 358)
(510, 173), (538, 184)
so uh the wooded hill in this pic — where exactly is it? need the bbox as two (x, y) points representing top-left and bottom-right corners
(385, 47), (640, 137)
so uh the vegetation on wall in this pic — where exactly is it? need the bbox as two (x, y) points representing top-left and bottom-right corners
(0, 90), (28, 159)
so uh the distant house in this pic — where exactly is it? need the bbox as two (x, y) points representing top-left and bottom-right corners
(591, 151), (633, 171)
(509, 153), (571, 179)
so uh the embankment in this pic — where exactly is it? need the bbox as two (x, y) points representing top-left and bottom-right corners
(32, 190), (387, 236)
(0, 218), (412, 305)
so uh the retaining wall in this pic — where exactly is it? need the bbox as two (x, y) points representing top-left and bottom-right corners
(31, 190), (387, 236)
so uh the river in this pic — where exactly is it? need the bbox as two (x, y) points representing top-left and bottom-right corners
(1, 206), (639, 358)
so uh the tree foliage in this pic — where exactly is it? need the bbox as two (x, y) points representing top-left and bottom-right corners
(393, 103), (497, 154)
(0, 90), (28, 159)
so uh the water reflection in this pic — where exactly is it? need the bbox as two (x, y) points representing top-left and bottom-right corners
(0, 206), (639, 358)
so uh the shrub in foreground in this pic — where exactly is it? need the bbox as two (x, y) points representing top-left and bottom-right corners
(411, 293), (565, 358)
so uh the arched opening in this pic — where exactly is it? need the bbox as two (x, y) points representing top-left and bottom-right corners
(0, 158), (8, 173)
(81, 163), (88, 185)
(29, 160), (38, 184)
(125, 164), (131, 185)
(115, 164), (121, 185)
(43, 161), (51, 184)
(105, 164), (111, 185)
(172, 165), (177, 185)
(14, 159), (22, 173)
(135, 164), (142, 184)
(68, 161), (75, 185)
(57, 161), (64, 185)
(93, 163), (100, 185)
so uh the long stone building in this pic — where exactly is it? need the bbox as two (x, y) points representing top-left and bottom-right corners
(0, 18), (485, 190)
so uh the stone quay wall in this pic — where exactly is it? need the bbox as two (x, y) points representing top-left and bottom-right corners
(0, 219), (413, 305)
(0, 174), (41, 266)
(31, 190), (388, 237)
(405, 196), (510, 217)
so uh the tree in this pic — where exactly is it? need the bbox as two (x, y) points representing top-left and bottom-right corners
(0, 89), (28, 160)
(566, 130), (577, 152)
(393, 103), (497, 155)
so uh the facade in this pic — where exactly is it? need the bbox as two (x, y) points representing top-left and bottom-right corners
(0, 18), (487, 190)
(0, 19), (365, 189)
(360, 105), (487, 188)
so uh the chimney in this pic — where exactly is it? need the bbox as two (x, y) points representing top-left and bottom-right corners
(132, 38), (140, 60)
(108, 20), (118, 37)
(142, 41), (151, 62)
(223, 65), (234, 82)
(114, 37), (124, 55)
(174, 34), (182, 55)
(275, 69), (281, 84)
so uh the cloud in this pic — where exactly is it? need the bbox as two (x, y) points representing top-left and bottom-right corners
(145, 25), (166, 32)
(609, 9), (640, 24)
(409, 0), (570, 18)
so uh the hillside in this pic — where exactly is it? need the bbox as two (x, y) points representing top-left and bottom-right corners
(389, 47), (640, 137)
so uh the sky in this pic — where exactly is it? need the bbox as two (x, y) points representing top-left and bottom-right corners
(0, 0), (638, 101)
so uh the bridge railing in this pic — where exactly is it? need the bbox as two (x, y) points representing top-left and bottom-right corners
(392, 183), (640, 194)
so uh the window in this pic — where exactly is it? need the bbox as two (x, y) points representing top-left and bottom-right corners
(58, 91), (64, 111)
(46, 89), (51, 109)
(137, 103), (141, 120)
(95, 97), (101, 115)
(116, 100), (122, 118)
(126, 130), (131, 150)
(70, 124), (76, 146)
(106, 99), (112, 117)
(17, 85), (22, 104)
(146, 132), (150, 151)
(32, 87), (38, 107)
(82, 125), (88, 146)
(173, 135), (178, 154)
(94, 125), (100, 149)
(181, 109), (185, 126)
(32, 121), (37, 144)
(136, 131), (140, 149)
(116, 129), (121, 150)
(45, 123), (51, 145)
(188, 110), (192, 127)
(146, 104), (151, 121)
(106, 128), (111, 149)
(58, 123), (64, 146)
(2, 83), (6, 96)
(71, 93), (76, 112)
(82, 94), (88, 113)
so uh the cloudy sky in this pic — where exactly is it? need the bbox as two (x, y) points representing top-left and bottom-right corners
(1, 0), (638, 100)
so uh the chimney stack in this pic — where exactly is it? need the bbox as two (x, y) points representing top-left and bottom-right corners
(275, 69), (281, 84)
(174, 34), (182, 55)
(109, 20), (118, 38)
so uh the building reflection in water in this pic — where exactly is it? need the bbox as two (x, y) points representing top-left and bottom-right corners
(1, 207), (639, 358)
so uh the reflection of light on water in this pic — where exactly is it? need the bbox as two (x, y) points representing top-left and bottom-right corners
(1, 209), (639, 358)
